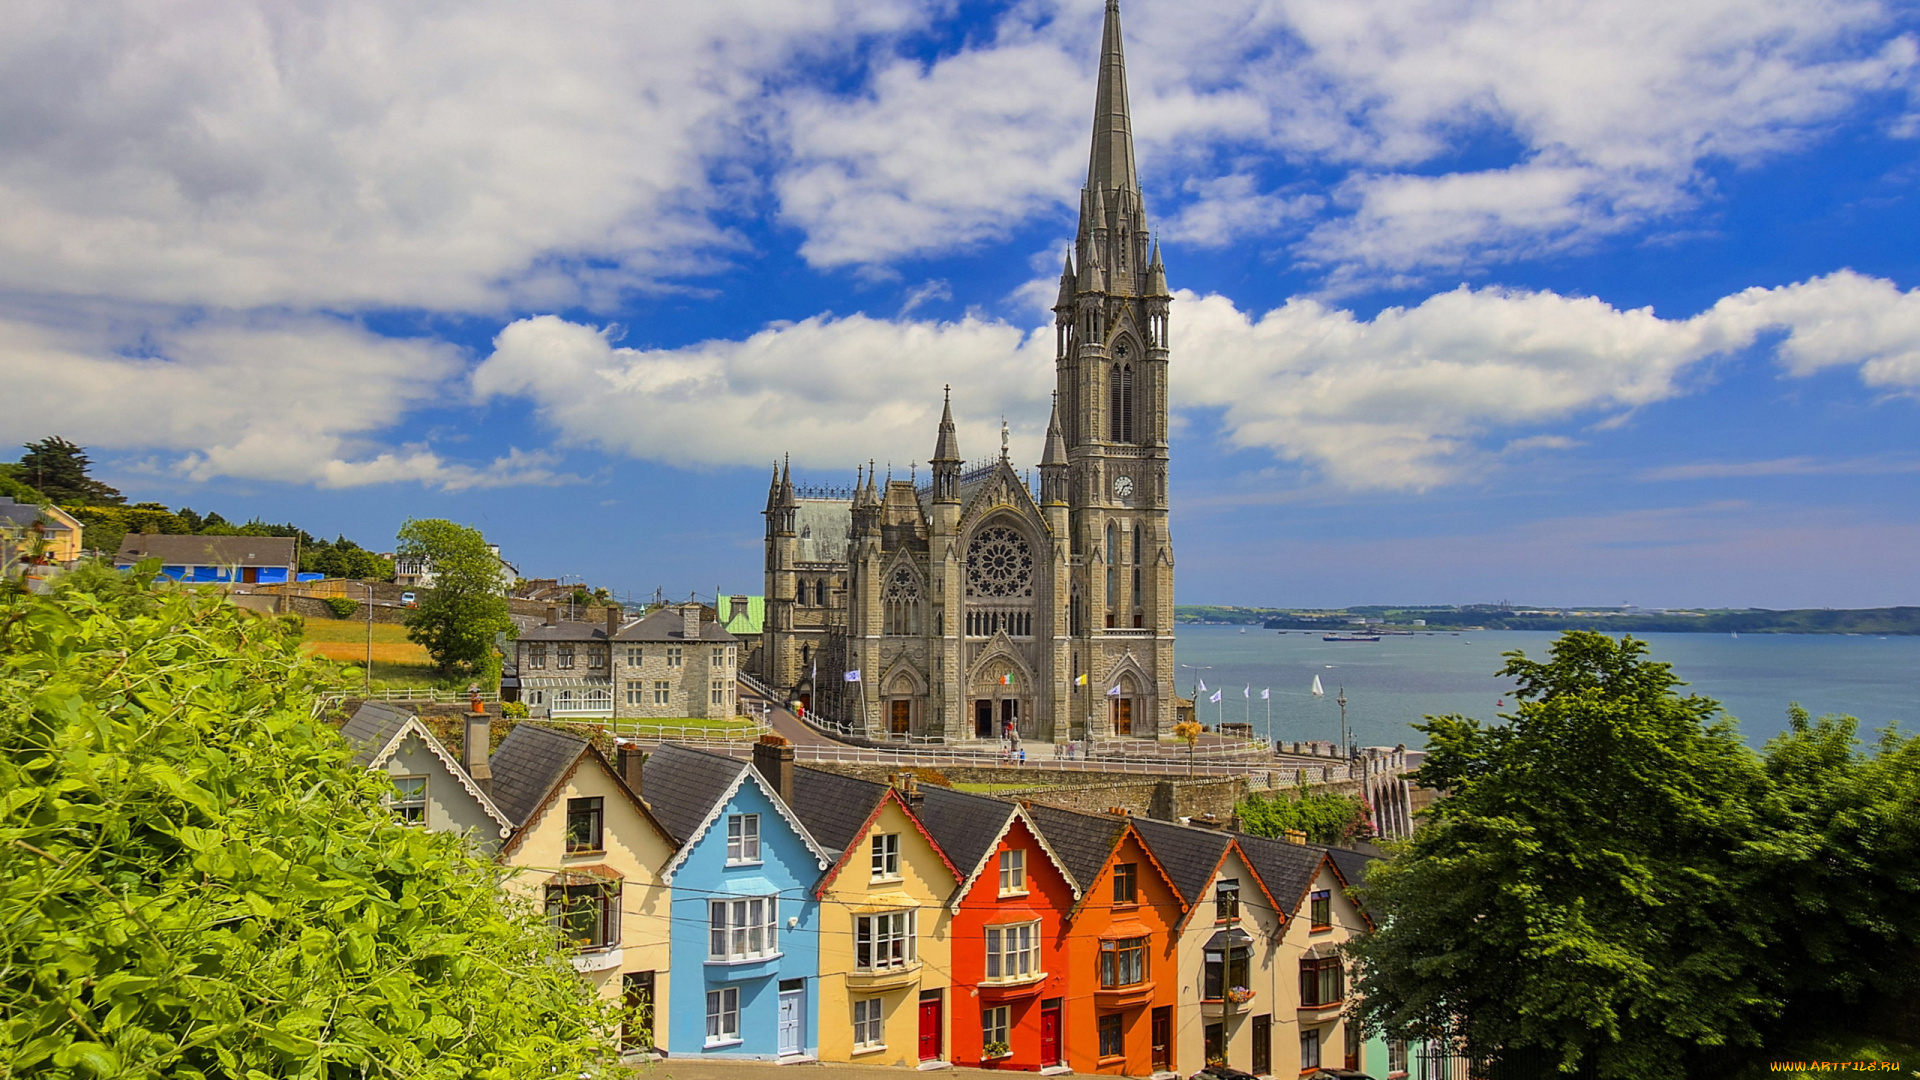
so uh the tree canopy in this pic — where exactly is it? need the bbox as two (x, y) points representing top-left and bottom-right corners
(396, 519), (513, 680)
(17, 436), (124, 507)
(0, 565), (621, 1078)
(1349, 631), (1920, 1076)
(1237, 788), (1373, 846)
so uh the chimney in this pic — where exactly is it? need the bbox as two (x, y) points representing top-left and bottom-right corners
(463, 713), (493, 794)
(681, 603), (701, 643)
(1284, 828), (1307, 846)
(752, 734), (795, 805)
(545, 604), (558, 627)
(615, 740), (645, 796)
(606, 604), (622, 641)
(897, 773), (924, 813)
(730, 595), (749, 622)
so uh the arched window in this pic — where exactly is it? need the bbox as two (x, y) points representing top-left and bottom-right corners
(816, 579), (829, 607)
(883, 566), (922, 636)
(1106, 521), (1118, 622)
(1132, 523), (1144, 627)
(1122, 364), (1134, 443)
(1109, 365), (1123, 442)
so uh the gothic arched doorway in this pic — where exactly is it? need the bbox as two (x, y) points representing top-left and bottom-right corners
(970, 654), (1032, 743)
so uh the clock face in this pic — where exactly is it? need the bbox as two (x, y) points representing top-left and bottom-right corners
(1112, 474), (1134, 500)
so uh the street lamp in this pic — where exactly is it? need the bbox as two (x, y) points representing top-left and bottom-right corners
(1336, 686), (1349, 769)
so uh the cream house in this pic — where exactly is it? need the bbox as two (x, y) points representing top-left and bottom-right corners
(339, 703), (513, 854)
(1238, 833), (1374, 1076)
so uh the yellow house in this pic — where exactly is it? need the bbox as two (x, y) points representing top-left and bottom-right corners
(790, 770), (958, 1067)
(487, 723), (678, 1054)
(0, 498), (82, 569)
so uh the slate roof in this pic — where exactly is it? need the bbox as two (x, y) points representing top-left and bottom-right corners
(1129, 816), (1233, 907)
(1322, 845), (1377, 889)
(916, 784), (1018, 881)
(487, 723), (590, 828)
(517, 606), (736, 644)
(339, 701), (412, 767)
(1233, 832), (1326, 915)
(0, 497), (73, 531)
(789, 766), (888, 855)
(1024, 804), (1129, 891)
(641, 744), (750, 845)
(113, 533), (296, 567)
(793, 500), (850, 564)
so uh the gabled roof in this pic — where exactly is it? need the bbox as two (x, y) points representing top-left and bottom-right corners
(790, 766), (959, 898)
(1322, 845), (1376, 889)
(1129, 816), (1233, 906)
(0, 497), (75, 531)
(721, 595), (764, 636)
(491, 723), (677, 859)
(1233, 832), (1331, 922)
(517, 607), (737, 645)
(114, 533), (296, 567)
(642, 744), (832, 882)
(916, 785), (1081, 907)
(339, 702), (513, 838)
(1025, 804), (1184, 918)
(956, 458), (1050, 536)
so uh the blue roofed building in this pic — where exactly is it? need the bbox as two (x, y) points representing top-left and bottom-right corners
(642, 738), (831, 1061)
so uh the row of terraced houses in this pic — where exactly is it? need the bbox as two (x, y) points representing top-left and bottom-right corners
(341, 704), (1426, 1078)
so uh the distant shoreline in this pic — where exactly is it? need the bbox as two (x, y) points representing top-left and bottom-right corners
(1175, 605), (1920, 636)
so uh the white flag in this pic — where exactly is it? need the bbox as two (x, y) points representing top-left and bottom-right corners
(1261, 688), (1270, 700)
(1244, 685), (1251, 697)
(844, 670), (861, 683)
(1106, 685), (1122, 697)
(1209, 689), (1222, 703)
(1196, 678), (1208, 693)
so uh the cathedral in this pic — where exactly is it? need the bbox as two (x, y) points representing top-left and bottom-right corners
(759, 0), (1175, 745)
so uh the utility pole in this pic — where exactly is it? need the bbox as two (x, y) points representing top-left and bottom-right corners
(1337, 686), (1349, 769)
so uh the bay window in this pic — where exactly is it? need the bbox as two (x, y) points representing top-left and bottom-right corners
(984, 921), (1041, 982)
(709, 896), (779, 961)
(855, 909), (916, 971)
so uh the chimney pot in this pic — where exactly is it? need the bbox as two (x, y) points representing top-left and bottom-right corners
(681, 603), (701, 643)
(545, 604), (558, 626)
(607, 604), (621, 641)
(1284, 828), (1307, 845)
(615, 740), (645, 796)
(463, 713), (493, 794)
(752, 734), (795, 806)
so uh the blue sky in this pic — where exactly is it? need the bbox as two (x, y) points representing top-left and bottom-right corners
(2, 0), (1917, 609)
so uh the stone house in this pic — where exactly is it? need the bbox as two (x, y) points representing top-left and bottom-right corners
(515, 602), (739, 721)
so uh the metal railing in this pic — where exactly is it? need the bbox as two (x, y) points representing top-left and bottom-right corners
(358, 687), (501, 704)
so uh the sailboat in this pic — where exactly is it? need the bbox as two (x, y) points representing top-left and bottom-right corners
(1311, 675), (1325, 697)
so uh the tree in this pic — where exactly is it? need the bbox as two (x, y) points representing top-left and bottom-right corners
(0, 564), (623, 1078)
(396, 519), (512, 680)
(1237, 787), (1373, 846)
(1174, 719), (1203, 774)
(18, 436), (124, 506)
(1348, 632), (1782, 1077)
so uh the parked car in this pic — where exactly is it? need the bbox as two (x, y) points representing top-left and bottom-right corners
(1192, 1067), (1262, 1080)
(400, 591), (417, 608)
(1306, 1070), (1379, 1080)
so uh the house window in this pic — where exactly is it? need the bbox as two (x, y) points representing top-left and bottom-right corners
(527, 689), (545, 707)
(526, 644), (546, 669)
(565, 797), (604, 853)
(1099, 936), (1148, 988)
(726, 646), (736, 667)
(1097, 1013), (1123, 1058)
(1300, 956), (1345, 1007)
(853, 998), (884, 1048)
(587, 646), (607, 669)
(706, 987), (740, 1045)
(653, 680), (671, 705)
(1215, 879), (1240, 922)
(1112, 862), (1137, 904)
(1388, 1038), (1409, 1074)
(855, 910), (916, 971)
(998, 849), (1026, 895)
(625, 646), (643, 664)
(982, 1005), (1010, 1054)
(708, 896), (779, 961)
(985, 921), (1040, 982)
(1310, 889), (1332, 929)
(557, 644), (575, 669)
(711, 680), (726, 706)
(727, 814), (761, 864)
(667, 646), (683, 668)
(546, 881), (620, 950)
(626, 683), (644, 706)
(871, 833), (900, 880)
(1203, 942), (1251, 1001)
(1300, 1028), (1320, 1069)
(388, 776), (427, 825)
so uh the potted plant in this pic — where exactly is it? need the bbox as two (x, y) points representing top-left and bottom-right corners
(1226, 985), (1255, 1006)
(983, 1040), (1012, 1062)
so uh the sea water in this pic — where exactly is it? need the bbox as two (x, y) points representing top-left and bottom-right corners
(1174, 626), (1920, 751)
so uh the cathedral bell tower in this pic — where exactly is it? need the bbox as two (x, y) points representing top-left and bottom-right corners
(1053, 0), (1175, 736)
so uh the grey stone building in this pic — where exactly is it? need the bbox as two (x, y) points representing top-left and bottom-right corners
(516, 602), (739, 721)
(759, 0), (1175, 746)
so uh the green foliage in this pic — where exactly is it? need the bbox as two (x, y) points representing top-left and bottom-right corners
(300, 536), (393, 581)
(0, 468), (48, 505)
(500, 701), (529, 719)
(1236, 788), (1373, 845)
(0, 567), (621, 1078)
(323, 596), (360, 618)
(396, 519), (513, 681)
(17, 436), (124, 506)
(1348, 631), (1920, 1077)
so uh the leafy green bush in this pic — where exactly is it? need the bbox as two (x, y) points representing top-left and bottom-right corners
(323, 595), (359, 618)
(501, 700), (529, 719)
(1236, 787), (1374, 845)
(1, 565), (621, 1078)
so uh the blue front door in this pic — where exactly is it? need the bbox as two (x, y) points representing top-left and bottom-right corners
(778, 987), (804, 1056)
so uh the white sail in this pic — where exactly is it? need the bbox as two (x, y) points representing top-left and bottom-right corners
(1311, 675), (1325, 697)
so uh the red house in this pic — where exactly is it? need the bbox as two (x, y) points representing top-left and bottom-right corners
(917, 786), (1081, 1071)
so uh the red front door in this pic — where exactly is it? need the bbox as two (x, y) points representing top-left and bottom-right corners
(1040, 999), (1062, 1066)
(918, 994), (943, 1061)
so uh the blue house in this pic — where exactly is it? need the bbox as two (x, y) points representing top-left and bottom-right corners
(114, 534), (297, 585)
(642, 739), (831, 1061)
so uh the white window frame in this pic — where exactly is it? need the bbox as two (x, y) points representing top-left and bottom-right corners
(525, 643), (546, 669)
(557, 643), (575, 669)
(853, 998), (884, 1049)
(727, 814), (761, 865)
(870, 833), (901, 880)
(998, 849), (1026, 895)
(625, 682), (644, 706)
(526, 689), (545, 707)
(706, 987), (740, 1046)
(854, 909), (916, 972)
(982, 1005), (1010, 1053)
(653, 680), (671, 705)
(587, 646), (606, 669)
(389, 775), (427, 825)
(708, 895), (779, 962)
(983, 921), (1041, 983)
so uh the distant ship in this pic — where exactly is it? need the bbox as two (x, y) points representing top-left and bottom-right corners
(1323, 634), (1381, 642)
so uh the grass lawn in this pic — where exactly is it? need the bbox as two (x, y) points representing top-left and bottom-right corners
(296, 618), (415, 645)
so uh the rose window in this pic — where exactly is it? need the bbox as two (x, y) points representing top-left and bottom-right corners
(966, 527), (1034, 598)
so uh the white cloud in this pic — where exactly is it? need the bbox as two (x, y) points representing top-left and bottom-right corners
(471, 313), (1056, 473)
(0, 0), (917, 312)
(0, 311), (562, 489)
(473, 270), (1920, 491)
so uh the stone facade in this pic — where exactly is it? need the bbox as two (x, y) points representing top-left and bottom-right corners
(759, 0), (1175, 746)
(517, 602), (740, 721)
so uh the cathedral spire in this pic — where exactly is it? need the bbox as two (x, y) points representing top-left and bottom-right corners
(1086, 0), (1140, 205)
(931, 385), (961, 463)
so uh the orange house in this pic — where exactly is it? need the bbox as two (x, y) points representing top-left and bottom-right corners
(1027, 806), (1187, 1076)
(918, 788), (1081, 1071)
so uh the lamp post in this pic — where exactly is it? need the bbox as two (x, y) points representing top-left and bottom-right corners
(1337, 686), (1349, 771)
(360, 582), (375, 697)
